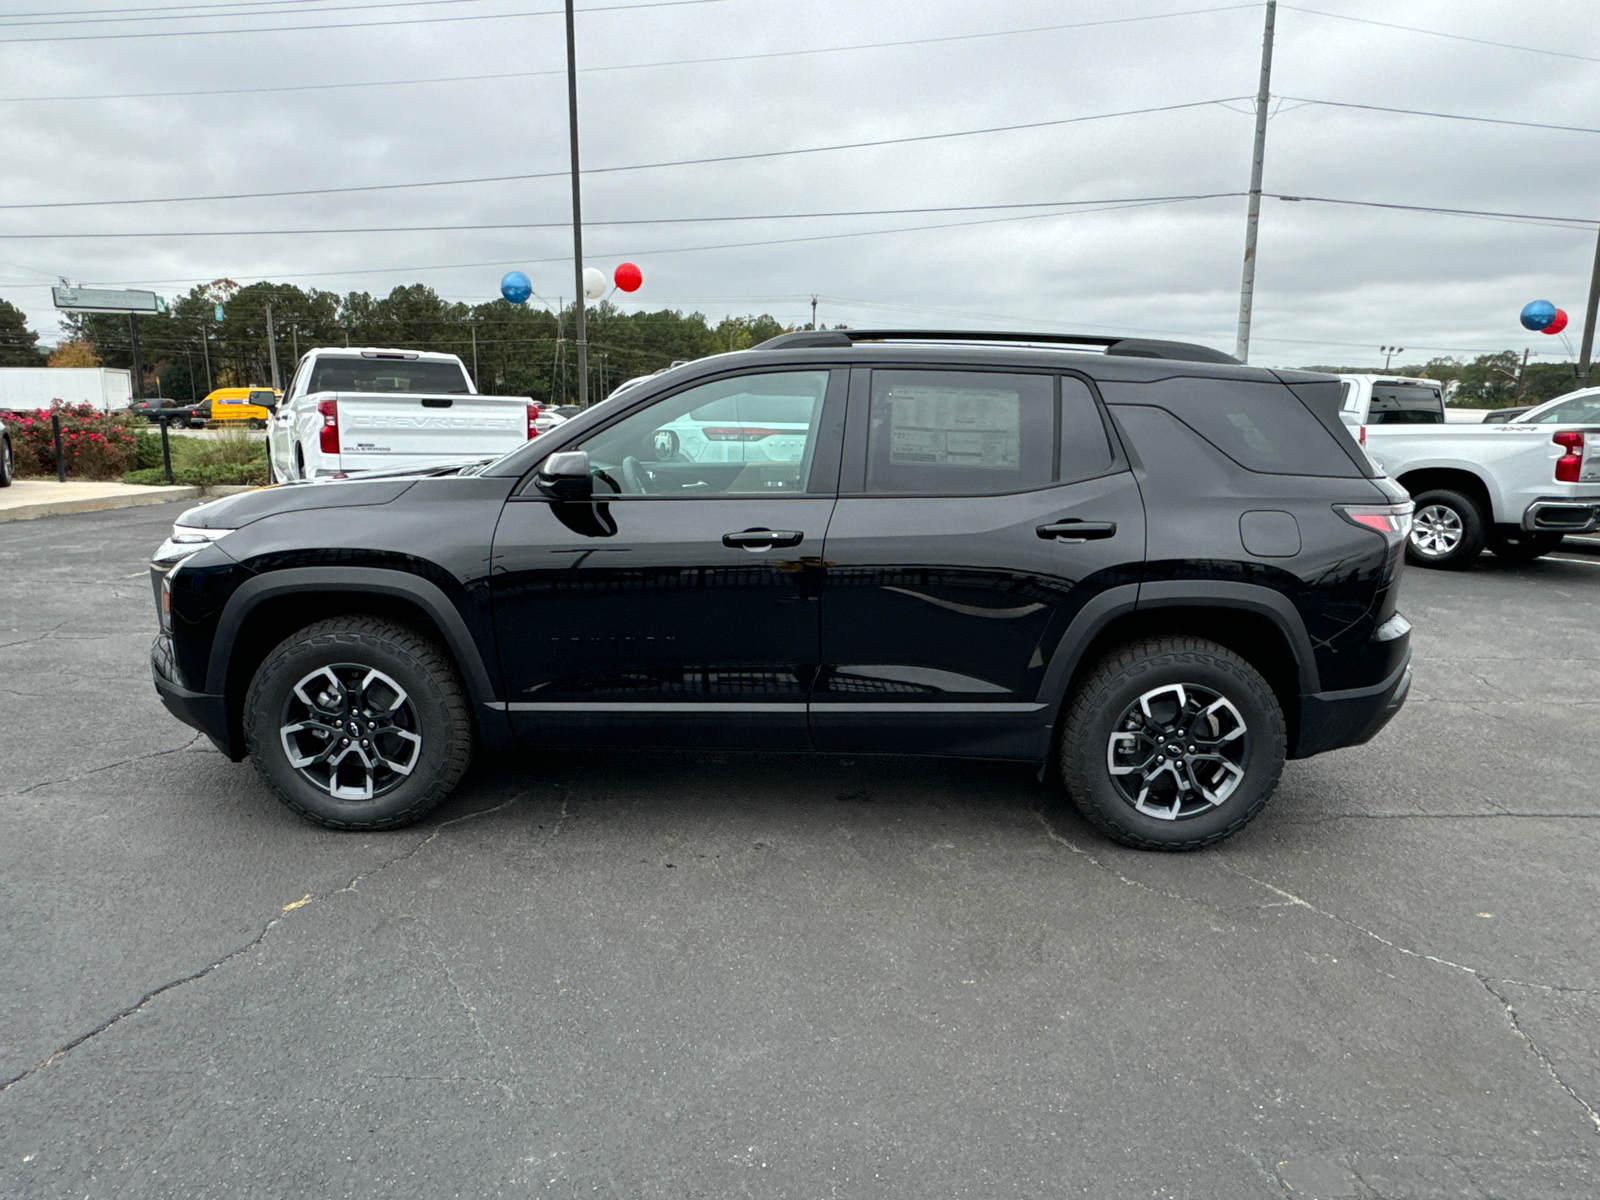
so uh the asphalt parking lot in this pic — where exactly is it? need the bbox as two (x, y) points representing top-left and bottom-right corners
(1, 503), (1596, 1199)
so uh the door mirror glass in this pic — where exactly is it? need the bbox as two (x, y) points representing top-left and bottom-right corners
(536, 450), (593, 500)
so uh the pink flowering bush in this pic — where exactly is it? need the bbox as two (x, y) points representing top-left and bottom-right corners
(0, 401), (139, 480)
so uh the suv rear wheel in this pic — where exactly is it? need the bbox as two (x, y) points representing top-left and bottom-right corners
(1059, 636), (1286, 851)
(1406, 488), (1485, 569)
(243, 616), (473, 829)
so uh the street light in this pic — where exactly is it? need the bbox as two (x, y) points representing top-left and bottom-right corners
(1380, 345), (1405, 371)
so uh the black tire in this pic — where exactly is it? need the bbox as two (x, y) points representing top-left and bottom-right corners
(0, 435), (13, 487)
(249, 419), (266, 430)
(1058, 636), (1287, 851)
(1486, 529), (1564, 562)
(1406, 488), (1486, 569)
(174, 415), (191, 430)
(243, 616), (473, 830)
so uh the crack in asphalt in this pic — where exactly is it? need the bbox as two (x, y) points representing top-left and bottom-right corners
(0, 792), (531, 1097)
(0, 621), (66, 651)
(1223, 867), (1600, 1136)
(1034, 812), (1600, 1135)
(0, 733), (205, 799)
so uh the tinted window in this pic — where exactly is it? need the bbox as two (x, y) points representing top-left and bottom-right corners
(1368, 383), (1443, 425)
(1060, 376), (1114, 483)
(306, 357), (470, 395)
(866, 370), (1055, 495)
(1528, 393), (1600, 424)
(578, 371), (829, 496)
(1120, 378), (1361, 477)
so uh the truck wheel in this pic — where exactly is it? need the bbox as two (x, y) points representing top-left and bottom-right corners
(243, 617), (473, 830)
(294, 445), (306, 480)
(0, 435), (12, 487)
(1406, 489), (1485, 569)
(1487, 529), (1564, 562)
(1058, 636), (1286, 851)
(174, 415), (191, 430)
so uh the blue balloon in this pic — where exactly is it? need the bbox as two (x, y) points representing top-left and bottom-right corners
(1521, 299), (1556, 331)
(500, 270), (532, 305)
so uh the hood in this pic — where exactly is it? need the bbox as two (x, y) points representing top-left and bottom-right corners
(177, 477), (417, 530)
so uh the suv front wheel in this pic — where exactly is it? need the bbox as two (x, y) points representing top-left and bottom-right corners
(1059, 636), (1286, 851)
(243, 616), (473, 829)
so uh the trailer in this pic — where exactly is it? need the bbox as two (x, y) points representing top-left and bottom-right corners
(0, 367), (134, 413)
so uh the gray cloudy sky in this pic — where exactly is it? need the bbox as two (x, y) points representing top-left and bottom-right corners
(3, 0), (1599, 367)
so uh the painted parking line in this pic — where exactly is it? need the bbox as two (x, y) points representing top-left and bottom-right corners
(1548, 555), (1600, 567)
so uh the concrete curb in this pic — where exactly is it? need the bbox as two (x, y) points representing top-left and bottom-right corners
(0, 484), (253, 524)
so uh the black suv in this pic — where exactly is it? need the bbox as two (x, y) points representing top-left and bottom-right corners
(150, 331), (1413, 850)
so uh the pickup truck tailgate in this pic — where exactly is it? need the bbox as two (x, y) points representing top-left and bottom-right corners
(330, 392), (528, 465)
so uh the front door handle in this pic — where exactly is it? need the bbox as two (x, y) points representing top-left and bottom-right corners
(723, 528), (804, 550)
(1037, 520), (1117, 542)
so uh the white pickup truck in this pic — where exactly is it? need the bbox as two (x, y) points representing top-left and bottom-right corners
(1338, 374), (1600, 567)
(268, 347), (544, 482)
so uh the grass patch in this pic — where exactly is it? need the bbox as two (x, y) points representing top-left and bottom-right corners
(125, 429), (269, 486)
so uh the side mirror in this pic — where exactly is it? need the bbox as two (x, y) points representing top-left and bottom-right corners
(535, 449), (593, 501)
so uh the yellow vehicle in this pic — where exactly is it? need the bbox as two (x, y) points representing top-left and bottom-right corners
(199, 386), (279, 428)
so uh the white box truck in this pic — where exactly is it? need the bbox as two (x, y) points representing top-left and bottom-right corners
(0, 367), (134, 412)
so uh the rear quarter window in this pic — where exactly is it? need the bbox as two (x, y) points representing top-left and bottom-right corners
(1102, 377), (1362, 477)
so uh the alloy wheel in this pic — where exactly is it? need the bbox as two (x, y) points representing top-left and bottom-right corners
(1105, 682), (1249, 820)
(279, 664), (422, 800)
(1411, 504), (1464, 558)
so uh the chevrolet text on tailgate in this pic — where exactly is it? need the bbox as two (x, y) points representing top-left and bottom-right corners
(1338, 376), (1600, 566)
(267, 347), (545, 481)
(153, 330), (1414, 851)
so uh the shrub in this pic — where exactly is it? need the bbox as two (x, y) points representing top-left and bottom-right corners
(122, 426), (269, 486)
(0, 402), (139, 480)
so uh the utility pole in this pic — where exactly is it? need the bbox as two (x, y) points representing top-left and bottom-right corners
(128, 313), (143, 400)
(564, 0), (589, 408)
(1512, 347), (1531, 403)
(1579, 225), (1600, 386)
(264, 302), (281, 390)
(811, 295), (818, 330)
(199, 325), (212, 395)
(470, 318), (479, 390)
(1234, 0), (1277, 364)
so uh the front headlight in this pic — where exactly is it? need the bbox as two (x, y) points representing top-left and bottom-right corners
(152, 524), (234, 570)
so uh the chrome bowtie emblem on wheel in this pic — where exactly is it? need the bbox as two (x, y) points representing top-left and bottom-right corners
(1106, 683), (1248, 820)
(280, 664), (422, 800)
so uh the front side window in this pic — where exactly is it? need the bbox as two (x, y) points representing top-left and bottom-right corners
(577, 371), (830, 496)
(1528, 393), (1600, 424)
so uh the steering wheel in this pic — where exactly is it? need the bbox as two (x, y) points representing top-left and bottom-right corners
(622, 455), (647, 495)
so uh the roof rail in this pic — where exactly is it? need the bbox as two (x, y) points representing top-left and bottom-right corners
(753, 328), (1239, 365)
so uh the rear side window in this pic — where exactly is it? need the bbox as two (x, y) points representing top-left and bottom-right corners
(1368, 383), (1443, 425)
(1121, 378), (1361, 477)
(865, 371), (1111, 495)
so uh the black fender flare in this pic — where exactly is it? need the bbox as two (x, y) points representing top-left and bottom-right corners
(205, 566), (509, 749)
(1033, 580), (1320, 742)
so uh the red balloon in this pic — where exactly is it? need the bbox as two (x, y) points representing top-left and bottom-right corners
(1543, 308), (1569, 335)
(613, 262), (643, 292)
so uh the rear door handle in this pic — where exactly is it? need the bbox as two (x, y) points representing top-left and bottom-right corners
(723, 528), (804, 550)
(1037, 520), (1117, 542)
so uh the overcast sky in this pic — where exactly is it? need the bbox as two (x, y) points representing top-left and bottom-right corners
(3, 0), (1599, 367)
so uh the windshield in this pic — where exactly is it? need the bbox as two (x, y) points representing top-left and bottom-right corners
(305, 357), (470, 395)
(1367, 383), (1443, 425)
(1527, 392), (1600, 425)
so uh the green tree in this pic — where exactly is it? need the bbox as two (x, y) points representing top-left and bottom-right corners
(0, 298), (45, 366)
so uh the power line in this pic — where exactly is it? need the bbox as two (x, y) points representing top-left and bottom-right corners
(0, 194), (1244, 239)
(0, 4), (1260, 87)
(1268, 193), (1598, 227)
(0, 99), (1249, 210)
(1283, 97), (1600, 136)
(0, 0), (734, 43)
(0, 0), (524, 29)
(1279, 5), (1600, 66)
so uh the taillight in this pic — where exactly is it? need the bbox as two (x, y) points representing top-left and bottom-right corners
(1357, 425), (1367, 446)
(1336, 502), (1414, 544)
(703, 426), (786, 441)
(317, 398), (338, 455)
(1554, 430), (1584, 483)
(527, 403), (541, 440)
